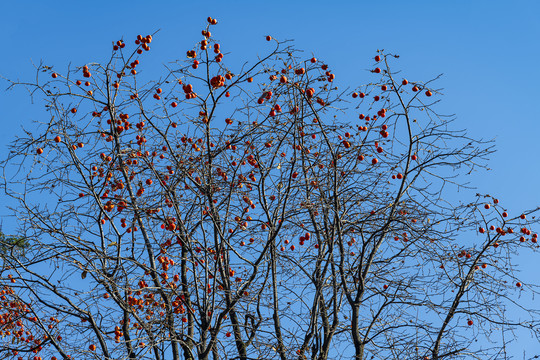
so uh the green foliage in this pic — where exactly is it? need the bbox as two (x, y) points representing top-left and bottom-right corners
(0, 230), (28, 257)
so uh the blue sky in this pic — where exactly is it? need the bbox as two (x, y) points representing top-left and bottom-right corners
(1, 0), (540, 356)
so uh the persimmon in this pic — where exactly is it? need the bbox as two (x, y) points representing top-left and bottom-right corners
(3, 21), (539, 360)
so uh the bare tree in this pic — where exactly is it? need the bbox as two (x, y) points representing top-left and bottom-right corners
(1, 16), (539, 360)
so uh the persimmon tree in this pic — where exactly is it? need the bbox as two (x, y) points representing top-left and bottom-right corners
(1, 16), (540, 360)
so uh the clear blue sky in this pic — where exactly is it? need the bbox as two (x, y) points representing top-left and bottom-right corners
(1, 0), (539, 356)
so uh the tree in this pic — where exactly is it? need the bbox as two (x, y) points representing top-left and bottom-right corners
(0, 230), (29, 259)
(1, 16), (539, 360)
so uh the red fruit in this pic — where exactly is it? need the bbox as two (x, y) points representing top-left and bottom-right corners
(310, 57), (317, 63)
(54, 136), (61, 143)
(52, 73), (58, 78)
(484, 204), (490, 209)
(89, 344), (96, 351)
(374, 55), (381, 62)
(516, 282), (522, 287)
(383, 284), (388, 290)
(412, 86), (419, 92)
(226, 332), (231, 337)
(479, 227), (485, 233)
(374, 67), (381, 73)
(502, 212), (508, 218)
(171, 102), (178, 108)
(411, 154), (417, 161)
(352, 92), (358, 98)
(71, 108), (77, 114)
(402, 79), (408, 85)
(36, 148), (44, 155)
(425, 90), (432, 96)
(372, 158), (378, 165)
(266, 35), (272, 41)
(467, 320), (473, 326)
(520, 214), (526, 219)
